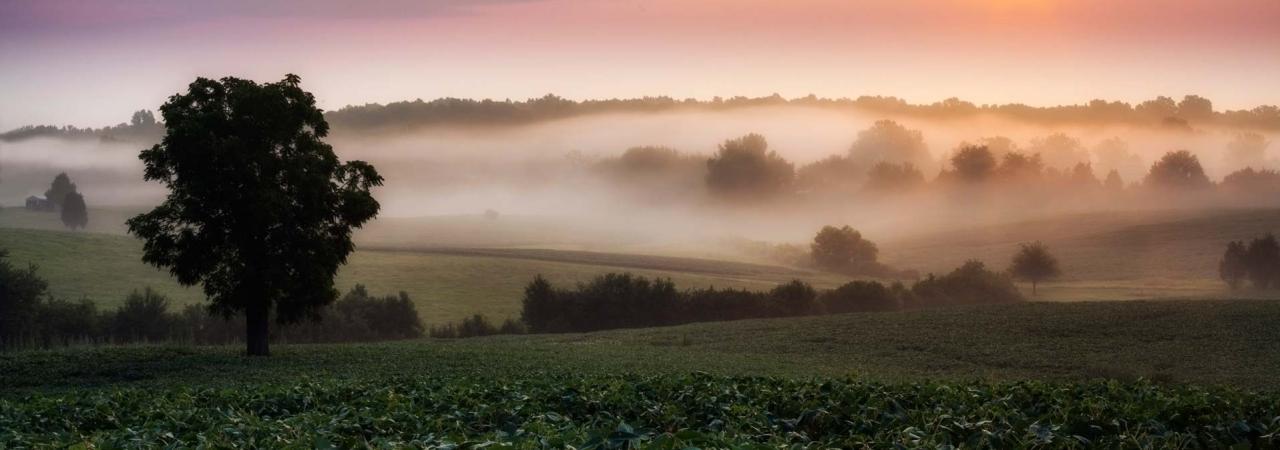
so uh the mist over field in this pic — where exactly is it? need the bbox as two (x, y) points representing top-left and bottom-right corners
(5, 105), (1278, 255)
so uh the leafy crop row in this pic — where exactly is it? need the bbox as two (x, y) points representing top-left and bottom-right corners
(3, 373), (1277, 448)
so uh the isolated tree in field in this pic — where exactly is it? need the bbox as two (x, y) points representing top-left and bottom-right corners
(1008, 241), (1061, 295)
(1245, 234), (1280, 289)
(1219, 240), (1248, 290)
(60, 192), (87, 230)
(810, 225), (879, 273)
(127, 74), (383, 356)
(705, 133), (795, 201)
(1144, 150), (1211, 190)
(44, 172), (77, 206)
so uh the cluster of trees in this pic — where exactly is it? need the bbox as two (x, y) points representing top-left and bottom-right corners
(1219, 235), (1280, 290)
(0, 251), (422, 349)
(516, 261), (1023, 334)
(595, 124), (1274, 206)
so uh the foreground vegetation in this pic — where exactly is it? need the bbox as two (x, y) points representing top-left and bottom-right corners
(4, 374), (1276, 448)
(4, 299), (1280, 446)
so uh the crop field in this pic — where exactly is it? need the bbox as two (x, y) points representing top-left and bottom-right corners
(4, 374), (1277, 448)
(4, 300), (1280, 447)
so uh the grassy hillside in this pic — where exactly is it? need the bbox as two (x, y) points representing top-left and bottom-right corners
(5, 300), (1279, 392)
(0, 220), (848, 326)
(882, 208), (1280, 281)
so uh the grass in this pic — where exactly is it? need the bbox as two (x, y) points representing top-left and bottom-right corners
(0, 210), (848, 326)
(5, 300), (1280, 393)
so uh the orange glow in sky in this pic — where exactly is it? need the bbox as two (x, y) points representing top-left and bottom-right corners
(1, 0), (1277, 128)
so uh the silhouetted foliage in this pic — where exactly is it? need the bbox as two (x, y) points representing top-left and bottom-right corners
(516, 264), (1020, 335)
(847, 120), (933, 172)
(1245, 234), (1280, 289)
(1008, 241), (1062, 295)
(996, 152), (1045, 183)
(0, 249), (49, 349)
(1221, 167), (1280, 198)
(127, 74), (384, 356)
(810, 225), (879, 274)
(820, 280), (901, 313)
(910, 261), (1024, 307)
(948, 145), (997, 183)
(705, 134), (795, 201)
(1219, 241), (1249, 290)
(0, 283), (423, 350)
(60, 192), (88, 230)
(1103, 170), (1125, 191)
(44, 172), (77, 207)
(1144, 150), (1211, 190)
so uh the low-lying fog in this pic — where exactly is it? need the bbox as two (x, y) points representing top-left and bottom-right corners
(3, 106), (1277, 256)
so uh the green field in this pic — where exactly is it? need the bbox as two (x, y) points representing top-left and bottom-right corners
(4, 300), (1279, 446)
(6, 206), (1280, 327)
(0, 209), (849, 326)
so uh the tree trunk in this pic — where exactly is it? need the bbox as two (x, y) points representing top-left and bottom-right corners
(246, 302), (270, 356)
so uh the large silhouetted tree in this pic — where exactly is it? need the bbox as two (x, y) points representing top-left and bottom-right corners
(1008, 241), (1061, 295)
(127, 74), (383, 356)
(60, 192), (87, 230)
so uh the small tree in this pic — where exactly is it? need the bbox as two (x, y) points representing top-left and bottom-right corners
(44, 172), (77, 207)
(127, 74), (383, 356)
(949, 145), (997, 183)
(1008, 241), (1062, 295)
(705, 133), (795, 201)
(1219, 240), (1248, 290)
(1245, 234), (1280, 289)
(60, 192), (88, 230)
(0, 249), (50, 348)
(810, 225), (879, 274)
(1144, 150), (1211, 190)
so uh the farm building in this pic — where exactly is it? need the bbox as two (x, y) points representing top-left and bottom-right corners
(25, 195), (55, 212)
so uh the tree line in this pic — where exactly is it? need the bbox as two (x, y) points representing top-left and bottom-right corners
(7, 93), (1278, 144)
(513, 260), (1024, 334)
(0, 249), (421, 350)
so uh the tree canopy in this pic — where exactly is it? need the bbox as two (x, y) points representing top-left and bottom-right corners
(127, 74), (383, 356)
(60, 192), (88, 230)
(1008, 241), (1062, 295)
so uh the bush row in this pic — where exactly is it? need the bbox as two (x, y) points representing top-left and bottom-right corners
(489, 260), (1024, 335)
(0, 282), (422, 350)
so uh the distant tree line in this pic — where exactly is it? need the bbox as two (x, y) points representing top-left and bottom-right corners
(322, 93), (1280, 133)
(7, 94), (1277, 144)
(0, 110), (162, 143)
(508, 260), (1022, 334)
(0, 250), (421, 350)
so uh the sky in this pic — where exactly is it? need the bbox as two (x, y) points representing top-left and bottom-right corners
(1, 0), (1279, 129)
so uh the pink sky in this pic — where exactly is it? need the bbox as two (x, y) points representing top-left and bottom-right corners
(2, 0), (1278, 128)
